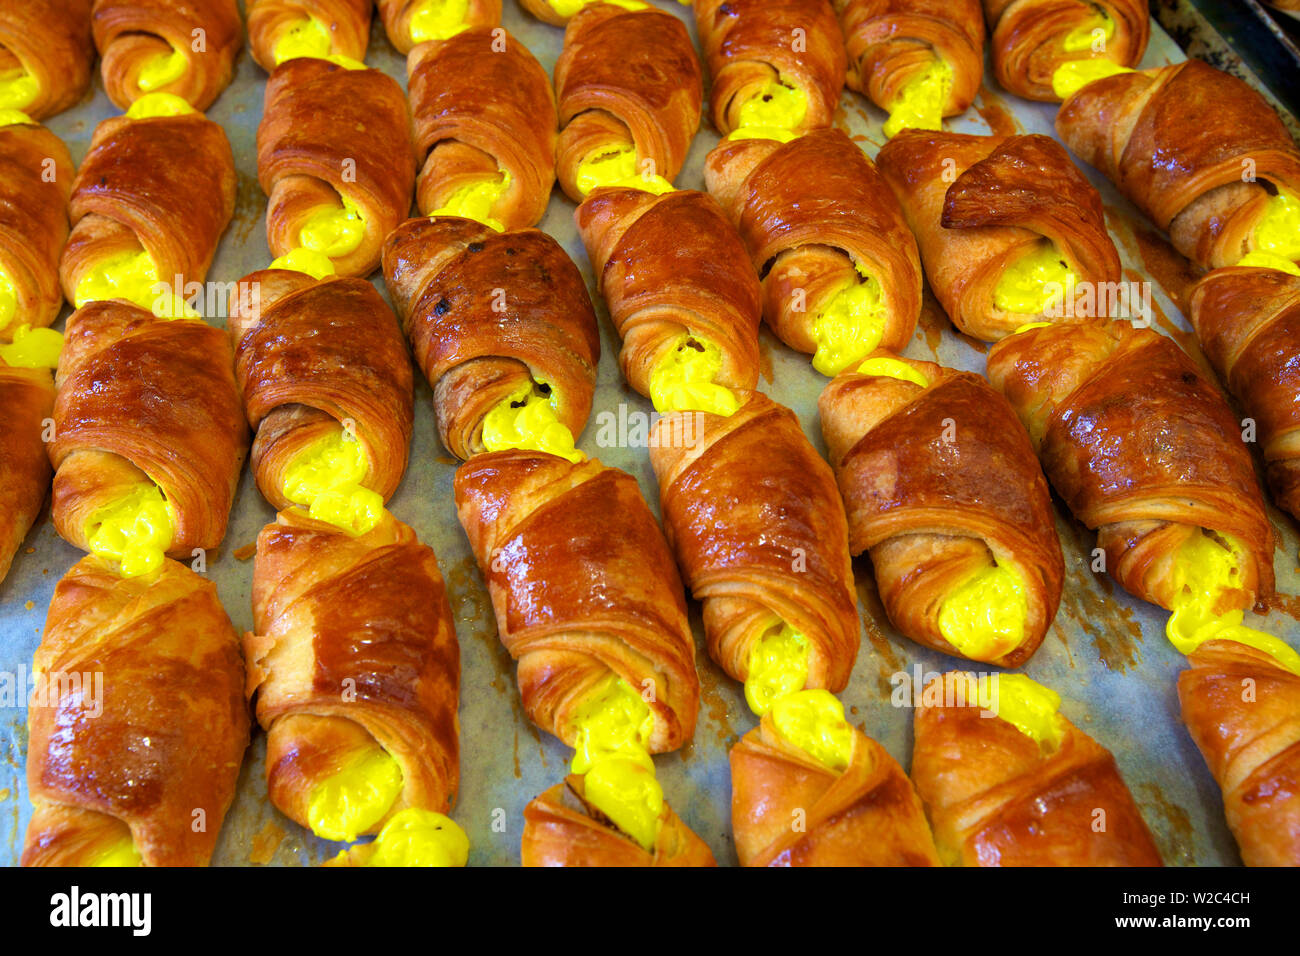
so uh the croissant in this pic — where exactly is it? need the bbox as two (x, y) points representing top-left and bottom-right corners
(648, 391), (859, 694)
(575, 187), (761, 406)
(1056, 59), (1300, 271)
(554, 4), (702, 201)
(0, 360), (54, 586)
(382, 216), (600, 460)
(376, 0), (501, 55)
(694, 0), (847, 137)
(92, 0), (243, 111)
(22, 555), (248, 867)
(984, 0), (1149, 101)
(1190, 267), (1300, 522)
(876, 130), (1122, 341)
(986, 320), (1274, 614)
(60, 107), (236, 312)
(228, 271), (413, 513)
(818, 351), (1063, 667)
(258, 57), (416, 278)
(245, 509), (461, 837)
(407, 27), (556, 230)
(49, 301), (248, 566)
(246, 0), (373, 71)
(704, 128), (922, 375)
(911, 671), (1163, 865)
(833, 0), (984, 134)
(0, 0), (93, 119)
(731, 710), (940, 866)
(1178, 639), (1300, 866)
(454, 450), (699, 754)
(0, 118), (73, 341)
(522, 774), (716, 867)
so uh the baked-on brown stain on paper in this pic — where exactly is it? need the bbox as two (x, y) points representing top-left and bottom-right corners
(855, 573), (905, 699)
(695, 656), (737, 751)
(1139, 781), (1196, 866)
(248, 819), (286, 864)
(974, 87), (1021, 139)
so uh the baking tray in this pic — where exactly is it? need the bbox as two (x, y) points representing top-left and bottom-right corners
(2, 0), (1296, 867)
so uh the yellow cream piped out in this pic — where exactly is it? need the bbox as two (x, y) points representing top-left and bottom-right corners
(0, 66), (38, 112)
(125, 92), (195, 119)
(735, 80), (807, 137)
(0, 325), (63, 369)
(744, 623), (809, 716)
(74, 248), (195, 318)
(884, 58), (952, 139)
(548, 0), (646, 17)
(338, 809), (471, 867)
(855, 355), (929, 387)
(281, 427), (383, 536)
(575, 143), (675, 197)
(430, 171), (511, 232)
(728, 126), (798, 144)
(963, 673), (1066, 751)
(648, 336), (740, 417)
(85, 482), (175, 578)
(811, 267), (887, 376)
(1236, 252), (1300, 275)
(1013, 321), (1052, 334)
(0, 108), (33, 128)
(0, 270), (16, 331)
(481, 382), (584, 463)
(1252, 190), (1300, 265)
(995, 243), (1076, 315)
(1062, 10), (1115, 53)
(299, 198), (366, 259)
(274, 17), (333, 64)
(937, 560), (1028, 661)
(409, 0), (471, 44)
(582, 756), (664, 852)
(769, 689), (855, 772)
(307, 746), (405, 843)
(1051, 60), (1133, 100)
(269, 248), (336, 279)
(91, 835), (143, 867)
(137, 48), (188, 93)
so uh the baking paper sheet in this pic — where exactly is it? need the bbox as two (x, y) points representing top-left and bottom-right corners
(1, 0), (1294, 867)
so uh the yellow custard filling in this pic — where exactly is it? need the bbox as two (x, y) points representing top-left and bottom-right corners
(137, 48), (188, 93)
(855, 355), (930, 387)
(74, 248), (195, 318)
(85, 483), (175, 578)
(732, 80), (807, 142)
(281, 427), (384, 536)
(769, 689), (855, 772)
(575, 143), (675, 197)
(811, 267), (887, 377)
(274, 17), (333, 64)
(338, 809), (470, 867)
(125, 91), (195, 119)
(994, 242), (1076, 315)
(744, 623), (809, 716)
(0, 269), (16, 332)
(884, 58), (952, 139)
(409, 0), (472, 44)
(0, 325), (62, 369)
(0, 66), (37, 112)
(90, 835), (143, 867)
(299, 197), (366, 260)
(308, 746), (405, 843)
(1251, 190), (1300, 264)
(963, 672), (1066, 751)
(481, 382), (584, 463)
(1051, 60), (1133, 100)
(937, 561), (1028, 661)
(430, 171), (511, 232)
(269, 247), (337, 279)
(648, 336), (740, 417)
(1236, 252), (1300, 275)
(1062, 9), (1115, 53)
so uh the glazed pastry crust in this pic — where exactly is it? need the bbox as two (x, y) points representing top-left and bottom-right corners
(0, 364), (54, 585)
(246, 0), (373, 71)
(376, 0), (501, 55)
(0, 0), (94, 119)
(22, 555), (248, 867)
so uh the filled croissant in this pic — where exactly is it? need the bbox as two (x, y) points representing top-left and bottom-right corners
(407, 27), (556, 231)
(876, 130), (1122, 341)
(704, 128), (921, 375)
(575, 187), (761, 415)
(1178, 639), (1300, 866)
(731, 705), (940, 866)
(0, 116), (73, 341)
(228, 271), (413, 524)
(986, 320), (1274, 621)
(23, 555), (248, 867)
(0, 0), (93, 119)
(60, 100), (236, 315)
(833, 0), (985, 137)
(0, 344), (56, 585)
(245, 509), (460, 843)
(1190, 267), (1300, 522)
(648, 391), (859, 706)
(49, 300), (248, 577)
(554, 3), (702, 201)
(382, 216), (600, 461)
(819, 351), (1063, 667)
(694, 0), (847, 138)
(1056, 59), (1300, 272)
(912, 671), (1163, 866)
(246, 0), (373, 71)
(92, 0), (243, 111)
(376, 0), (501, 55)
(258, 57), (415, 278)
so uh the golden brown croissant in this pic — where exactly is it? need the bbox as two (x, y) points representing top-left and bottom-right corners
(694, 0), (847, 137)
(60, 108), (236, 312)
(876, 130), (1122, 341)
(833, 0), (984, 133)
(22, 555), (248, 867)
(258, 57), (416, 278)
(49, 301), (248, 565)
(575, 187), (761, 405)
(382, 216), (600, 460)
(245, 509), (461, 836)
(92, 0), (243, 111)
(704, 128), (921, 375)
(1178, 639), (1300, 867)
(0, 361), (54, 585)
(246, 0), (373, 71)
(648, 391), (859, 693)
(407, 27), (556, 230)
(1056, 60), (1300, 271)
(912, 670), (1163, 866)
(984, 0), (1149, 101)
(522, 774), (717, 867)
(0, 0), (93, 119)
(228, 271), (414, 513)
(554, 4), (703, 201)
(376, 0), (501, 55)
(986, 320), (1275, 615)
(1190, 267), (1300, 522)
(818, 350), (1063, 667)
(731, 710), (940, 866)
(454, 450), (699, 755)
(0, 119), (73, 341)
